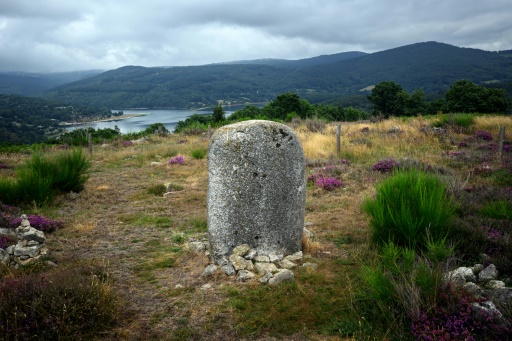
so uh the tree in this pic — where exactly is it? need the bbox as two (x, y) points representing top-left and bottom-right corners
(265, 92), (314, 120)
(445, 80), (507, 113)
(212, 103), (225, 122)
(367, 81), (408, 117)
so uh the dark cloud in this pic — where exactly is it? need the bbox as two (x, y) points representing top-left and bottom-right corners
(1, 0), (511, 72)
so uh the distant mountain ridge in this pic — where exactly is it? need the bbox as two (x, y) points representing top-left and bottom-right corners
(215, 51), (368, 68)
(0, 70), (103, 97)
(6, 41), (512, 108)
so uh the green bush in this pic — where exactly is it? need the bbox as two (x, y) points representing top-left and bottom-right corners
(0, 149), (90, 206)
(433, 113), (475, 129)
(357, 240), (451, 339)
(362, 169), (456, 250)
(190, 148), (207, 159)
(480, 200), (512, 221)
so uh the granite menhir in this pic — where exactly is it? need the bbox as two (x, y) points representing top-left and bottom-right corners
(207, 120), (306, 265)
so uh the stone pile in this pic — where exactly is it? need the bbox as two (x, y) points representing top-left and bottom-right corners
(0, 214), (49, 268)
(196, 241), (317, 285)
(445, 263), (512, 317)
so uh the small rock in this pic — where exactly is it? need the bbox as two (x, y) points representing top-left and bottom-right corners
(221, 264), (236, 276)
(229, 254), (248, 271)
(254, 255), (270, 263)
(6, 245), (15, 255)
(189, 241), (206, 254)
(175, 284), (184, 289)
(472, 301), (502, 318)
(268, 253), (282, 263)
(303, 228), (314, 239)
(479, 253), (491, 263)
(464, 282), (485, 298)
(259, 272), (273, 284)
(216, 257), (229, 267)
(471, 264), (484, 275)
(488, 288), (512, 312)
(284, 251), (303, 262)
(485, 280), (505, 289)
(302, 262), (318, 270)
(201, 264), (218, 277)
(268, 269), (294, 286)
(232, 244), (251, 257)
(304, 222), (313, 227)
(244, 249), (257, 260)
(0, 249), (9, 264)
(479, 264), (498, 282)
(254, 262), (278, 275)
(46, 260), (58, 267)
(150, 162), (162, 166)
(237, 270), (256, 282)
(245, 260), (254, 272)
(201, 283), (213, 290)
(279, 259), (297, 269)
(446, 267), (476, 283)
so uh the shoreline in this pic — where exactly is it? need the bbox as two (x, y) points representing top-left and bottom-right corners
(60, 113), (149, 126)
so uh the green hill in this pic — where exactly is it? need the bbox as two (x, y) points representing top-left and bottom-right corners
(40, 41), (512, 109)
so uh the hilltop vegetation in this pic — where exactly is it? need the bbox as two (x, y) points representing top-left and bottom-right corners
(43, 42), (512, 109)
(0, 113), (511, 340)
(0, 94), (112, 144)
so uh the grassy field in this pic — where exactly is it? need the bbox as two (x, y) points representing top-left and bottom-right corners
(1, 114), (511, 340)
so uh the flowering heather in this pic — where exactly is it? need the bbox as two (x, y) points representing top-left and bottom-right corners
(122, 140), (133, 147)
(177, 139), (187, 144)
(0, 235), (14, 249)
(475, 130), (493, 141)
(411, 286), (511, 341)
(484, 227), (503, 242)
(10, 214), (64, 233)
(0, 162), (9, 169)
(446, 151), (465, 157)
(372, 158), (399, 173)
(168, 155), (184, 165)
(315, 177), (344, 191)
(0, 204), (21, 229)
(473, 162), (492, 176)
(458, 142), (469, 149)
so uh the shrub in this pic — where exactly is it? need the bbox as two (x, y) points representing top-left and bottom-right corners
(315, 177), (344, 191)
(305, 117), (326, 133)
(372, 158), (399, 173)
(0, 235), (14, 249)
(168, 155), (184, 165)
(362, 169), (456, 250)
(0, 149), (90, 206)
(475, 130), (493, 141)
(0, 264), (119, 340)
(357, 242), (451, 339)
(10, 214), (64, 233)
(147, 184), (167, 196)
(411, 285), (512, 340)
(190, 148), (207, 160)
(480, 200), (512, 221)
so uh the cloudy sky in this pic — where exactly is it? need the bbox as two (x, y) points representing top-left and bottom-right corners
(1, 0), (511, 73)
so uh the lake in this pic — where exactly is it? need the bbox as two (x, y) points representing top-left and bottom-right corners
(65, 106), (251, 133)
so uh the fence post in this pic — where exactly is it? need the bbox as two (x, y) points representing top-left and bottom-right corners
(336, 123), (341, 158)
(87, 133), (92, 156)
(498, 126), (505, 163)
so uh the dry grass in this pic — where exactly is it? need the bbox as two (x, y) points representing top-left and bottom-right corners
(1, 115), (511, 340)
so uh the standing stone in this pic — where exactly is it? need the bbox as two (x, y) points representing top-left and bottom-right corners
(207, 120), (306, 264)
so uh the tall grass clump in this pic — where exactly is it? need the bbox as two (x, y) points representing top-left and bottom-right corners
(0, 149), (90, 206)
(362, 168), (456, 250)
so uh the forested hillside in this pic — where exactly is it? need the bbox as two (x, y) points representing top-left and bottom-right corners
(43, 42), (512, 109)
(0, 70), (102, 97)
(0, 94), (111, 144)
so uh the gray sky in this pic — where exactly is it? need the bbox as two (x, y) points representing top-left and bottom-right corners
(1, 0), (512, 73)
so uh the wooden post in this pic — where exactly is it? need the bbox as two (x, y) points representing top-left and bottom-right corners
(498, 126), (505, 163)
(87, 133), (92, 156)
(336, 123), (341, 158)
